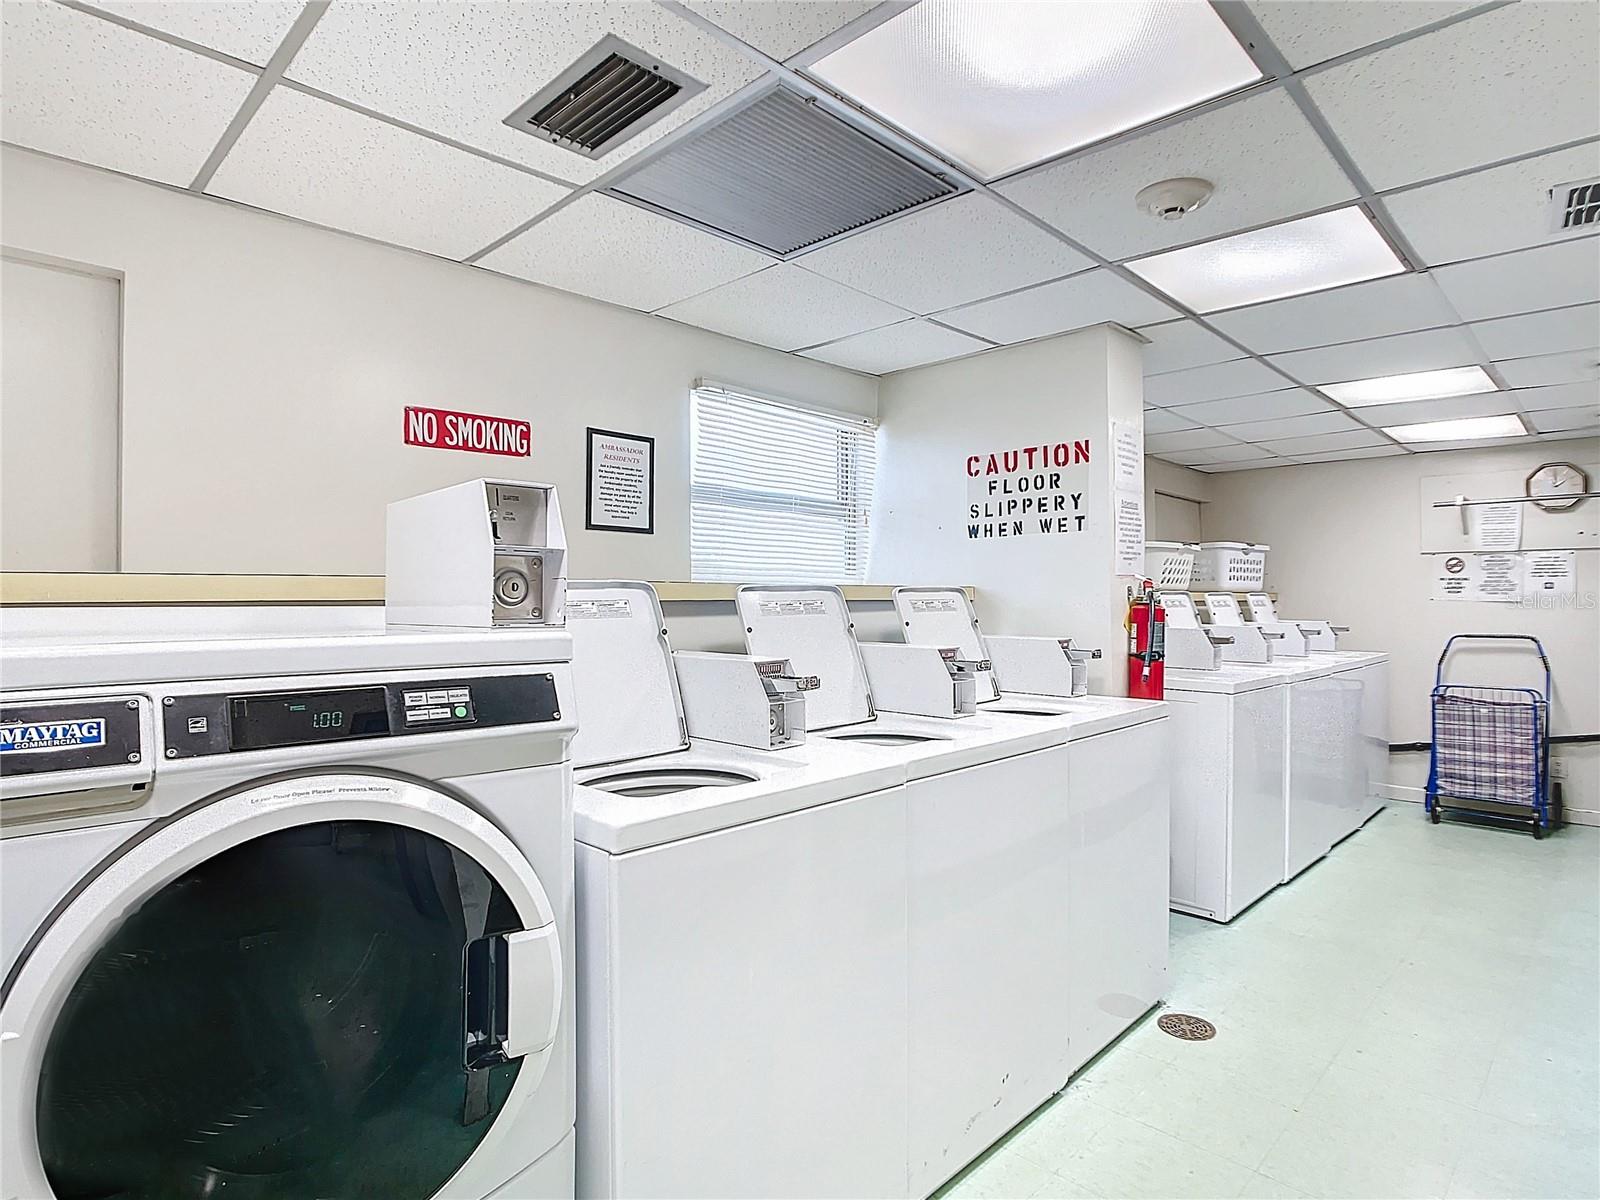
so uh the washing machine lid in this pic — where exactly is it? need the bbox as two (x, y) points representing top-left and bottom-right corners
(892, 587), (1000, 702)
(737, 586), (874, 732)
(567, 581), (688, 769)
(0, 771), (563, 1200)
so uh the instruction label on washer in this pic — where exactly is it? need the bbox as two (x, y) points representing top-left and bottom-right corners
(906, 597), (961, 613)
(567, 597), (632, 620)
(757, 599), (827, 617)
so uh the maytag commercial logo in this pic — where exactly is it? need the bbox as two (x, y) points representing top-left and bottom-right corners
(0, 718), (107, 754)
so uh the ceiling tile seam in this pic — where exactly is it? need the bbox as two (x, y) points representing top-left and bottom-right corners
(913, 266), (1103, 322)
(782, 1), (913, 70)
(642, 262), (782, 316)
(1375, 134), (1600, 207)
(463, 73), (789, 264)
(188, 2), (328, 193)
(922, 316), (1003, 347)
(787, 316), (999, 358)
(1290, 0), (1517, 80)
(1103, 197), (1363, 270)
(57, 0), (265, 74)
(1425, 227), (1599, 275)
(274, 78), (581, 192)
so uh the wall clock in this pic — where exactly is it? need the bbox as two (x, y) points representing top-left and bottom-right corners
(1525, 461), (1589, 511)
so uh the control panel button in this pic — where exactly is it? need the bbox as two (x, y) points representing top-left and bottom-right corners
(403, 691), (427, 706)
(448, 688), (470, 702)
(425, 690), (449, 704)
(453, 705), (469, 719)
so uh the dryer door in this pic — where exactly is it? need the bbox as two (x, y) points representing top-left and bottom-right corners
(0, 772), (561, 1200)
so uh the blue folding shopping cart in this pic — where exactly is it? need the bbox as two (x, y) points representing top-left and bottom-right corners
(1426, 634), (1554, 838)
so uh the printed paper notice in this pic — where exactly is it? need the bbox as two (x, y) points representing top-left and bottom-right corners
(1114, 488), (1145, 576)
(1472, 501), (1523, 551)
(1432, 553), (1524, 602)
(1524, 549), (1576, 596)
(1112, 420), (1143, 493)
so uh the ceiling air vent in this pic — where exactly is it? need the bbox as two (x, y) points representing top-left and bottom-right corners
(605, 85), (961, 257)
(505, 35), (705, 160)
(1549, 177), (1600, 235)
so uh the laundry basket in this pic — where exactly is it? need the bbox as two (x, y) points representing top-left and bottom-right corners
(1144, 542), (1197, 589)
(1191, 542), (1268, 590)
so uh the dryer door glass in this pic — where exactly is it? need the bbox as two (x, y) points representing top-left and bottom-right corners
(36, 820), (524, 1200)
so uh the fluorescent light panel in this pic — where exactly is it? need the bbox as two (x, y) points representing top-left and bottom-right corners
(1126, 208), (1406, 313)
(1382, 413), (1528, 442)
(1323, 365), (1499, 406)
(806, 0), (1261, 181)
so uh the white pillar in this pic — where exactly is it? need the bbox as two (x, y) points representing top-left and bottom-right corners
(870, 324), (1146, 695)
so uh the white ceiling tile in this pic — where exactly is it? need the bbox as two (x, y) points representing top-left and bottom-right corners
(1305, 2), (1600, 191)
(287, 2), (762, 184)
(1261, 429), (1391, 455)
(1409, 435), (1537, 453)
(794, 194), (1091, 314)
(1471, 305), (1600, 362)
(1246, 1), (1478, 70)
(1269, 326), (1480, 385)
(1171, 389), (1335, 427)
(1495, 349), (1600, 390)
(207, 88), (567, 260)
(478, 194), (770, 312)
(995, 91), (1356, 260)
(1216, 411), (1365, 442)
(1504, 382), (1600, 414)
(1163, 443), (1277, 466)
(656, 263), (909, 351)
(679, 1), (878, 62)
(1431, 241), (1600, 323)
(0, 1), (256, 188)
(1136, 319), (1245, 375)
(1142, 408), (1203, 435)
(1289, 445), (1409, 463)
(1526, 407), (1599, 434)
(1208, 273), (1458, 354)
(1194, 457), (1299, 472)
(1384, 144), (1600, 266)
(936, 269), (1178, 346)
(86, 0), (301, 66)
(1350, 392), (1526, 428)
(800, 319), (991, 375)
(1143, 357), (1291, 407)
(1145, 428), (1244, 453)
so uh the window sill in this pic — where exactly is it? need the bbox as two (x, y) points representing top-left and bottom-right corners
(0, 574), (969, 606)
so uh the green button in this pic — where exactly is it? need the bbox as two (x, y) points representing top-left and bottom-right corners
(454, 705), (469, 719)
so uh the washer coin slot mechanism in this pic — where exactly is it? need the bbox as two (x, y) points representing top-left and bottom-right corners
(857, 642), (982, 719)
(1244, 592), (1344, 653)
(983, 636), (1101, 697)
(1156, 592), (1230, 671)
(672, 651), (818, 750)
(1198, 593), (1278, 664)
(160, 674), (561, 759)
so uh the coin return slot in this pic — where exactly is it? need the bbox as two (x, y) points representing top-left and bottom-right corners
(830, 732), (944, 746)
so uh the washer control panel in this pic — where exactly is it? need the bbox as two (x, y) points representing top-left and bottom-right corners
(161, 673), (560, 760)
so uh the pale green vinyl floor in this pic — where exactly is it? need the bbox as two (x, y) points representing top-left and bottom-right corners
(941, 807), (1600, 1200)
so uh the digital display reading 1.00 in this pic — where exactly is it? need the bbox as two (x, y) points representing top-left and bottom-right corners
(230, 687), (390, 751)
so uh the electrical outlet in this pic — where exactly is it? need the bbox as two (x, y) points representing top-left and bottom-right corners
(1549, 757), (1567, 781)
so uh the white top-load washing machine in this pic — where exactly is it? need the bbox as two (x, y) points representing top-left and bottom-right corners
(563, 581), (910, 1200)
(884, 586), (1170, 1081)
(0, 609), (576, 1200)
(736, 585), (1158, 1197)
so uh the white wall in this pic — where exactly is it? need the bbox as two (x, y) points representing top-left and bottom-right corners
(0, 147), (876, 579)
(1, 252), (120, 569)
(869, 325), (1144, 693)
(1145, 458), (1211, 543)
(1202, 439), (1600, 819)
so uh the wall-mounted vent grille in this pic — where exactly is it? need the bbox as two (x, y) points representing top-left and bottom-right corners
(1550, 177), (1600, 234)
(606, 86), (960, 257)
(505, 35), (705, 160)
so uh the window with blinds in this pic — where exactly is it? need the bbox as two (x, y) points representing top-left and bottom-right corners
(690, 385), (878, 584)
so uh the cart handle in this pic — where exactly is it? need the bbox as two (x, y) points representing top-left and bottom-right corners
(1435, 634), (1551, 699)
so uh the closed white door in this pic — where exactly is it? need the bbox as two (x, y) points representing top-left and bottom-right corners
(0, 254), (120, 570)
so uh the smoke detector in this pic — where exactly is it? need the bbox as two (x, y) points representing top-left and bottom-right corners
(1136, 177), (1214, 221)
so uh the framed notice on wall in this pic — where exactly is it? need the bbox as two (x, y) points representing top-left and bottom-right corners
(586, 427), (655, 534)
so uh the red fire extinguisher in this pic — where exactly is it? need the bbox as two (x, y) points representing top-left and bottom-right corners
(1127, 579), (1165, 700)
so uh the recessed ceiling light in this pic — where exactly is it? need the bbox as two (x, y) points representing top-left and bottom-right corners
(806, 0), (1261, 181)
(1382, 413), (1529, 442)
(1323, 365), (1499, 406)
(1126, 207), (1406, 313)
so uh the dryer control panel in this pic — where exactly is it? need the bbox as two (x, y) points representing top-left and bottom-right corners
(162, 673), (560, 760)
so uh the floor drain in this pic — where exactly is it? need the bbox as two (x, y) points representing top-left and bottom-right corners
(1158, 1013), (1216, 1041)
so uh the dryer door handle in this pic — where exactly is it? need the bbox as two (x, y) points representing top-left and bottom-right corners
(502, 925), (561, 1059)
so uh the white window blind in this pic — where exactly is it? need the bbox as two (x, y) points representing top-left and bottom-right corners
(690, 385), (878, 583)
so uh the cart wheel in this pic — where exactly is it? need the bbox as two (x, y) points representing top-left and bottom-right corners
(1429, 804), (1440, 825)
(1533, 820), (1544, 840)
